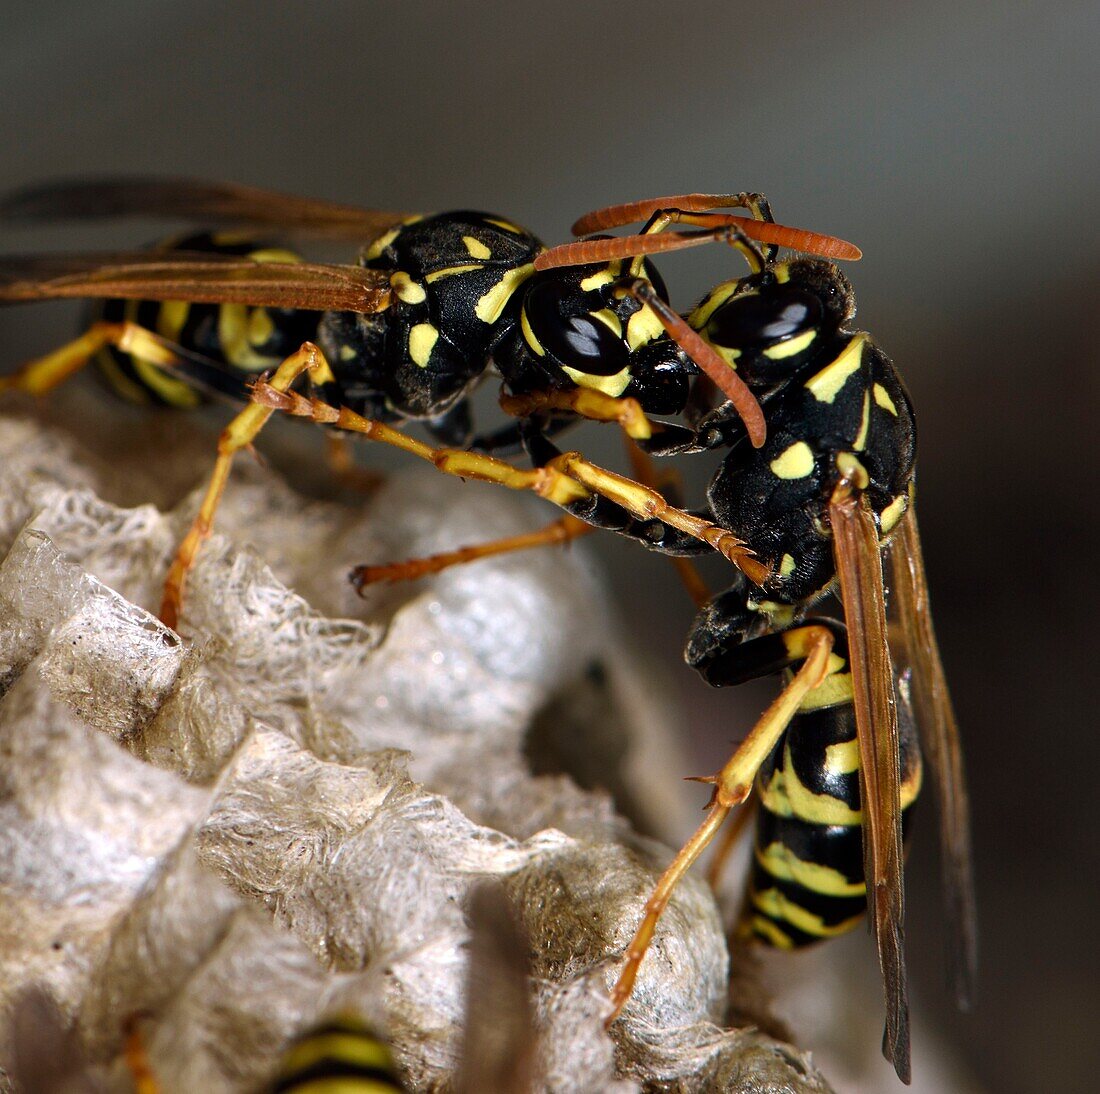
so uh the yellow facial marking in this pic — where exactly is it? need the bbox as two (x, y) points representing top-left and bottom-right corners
(853, 390), (871, 450)
(408, 323), (439, 367)
(763, 327), (816, 360)
(474, 262), (536, 323)
(462, 235), (492, 260)
(757, 841), (866, 897)
(520, 307), (545, 356)
(425, 263), (482, 283)
(805, 334), (866, 403)
(389, 271), (427, 304)
(688, 281), (742, 330)
(560, 363), (632, 398)
(626, 303), (665, 350)
(589, 308), (622, 338)
(770, 441), (815, 480)
(873, 382), (898, 415)
(773, 263), (792, 284)
(879, 492), (909, 535)
(580, 268), (616, 291)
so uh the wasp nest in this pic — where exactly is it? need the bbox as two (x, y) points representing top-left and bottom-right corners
(0, 406), (833, 1093)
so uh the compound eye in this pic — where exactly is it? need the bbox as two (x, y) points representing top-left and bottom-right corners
(707, 287), (822, 350)
(525, 279), (629, 376)
(642, 258), (670, 303)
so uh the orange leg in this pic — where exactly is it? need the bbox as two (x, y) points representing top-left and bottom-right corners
(123, 1016), (160, 1094)
(606, 626), (834, 1026)
(704, 790), (758, 891)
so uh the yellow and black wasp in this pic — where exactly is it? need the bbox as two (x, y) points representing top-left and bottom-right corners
(0, 178), (853, 629)
(358, 197), (978, 1083)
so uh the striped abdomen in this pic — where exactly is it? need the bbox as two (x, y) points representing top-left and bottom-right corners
(741, 680), (922, 949)
(269, 1014), (406, 1093)
(93, 232), (320, 407)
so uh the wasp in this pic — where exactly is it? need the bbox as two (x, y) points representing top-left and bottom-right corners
(0, 178), (855, 628)
(357, 210), (977, 1083)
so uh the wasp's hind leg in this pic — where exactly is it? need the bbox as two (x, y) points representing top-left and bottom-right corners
(606, 619), (838, 1024)
(0, 321), (178, 396)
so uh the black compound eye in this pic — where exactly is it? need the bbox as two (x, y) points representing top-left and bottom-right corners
(642, 258), (670, 304)
(707, 287), (822, 350)
(525, 279), (629, 376)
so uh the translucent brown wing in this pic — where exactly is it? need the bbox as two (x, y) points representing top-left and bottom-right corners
(889, 504), (978, 1010)
(456, 884), (538, 1094)
(830, 489), (910, 1083)
(0, 251), (392, 313)
(0, 177), (411, 240)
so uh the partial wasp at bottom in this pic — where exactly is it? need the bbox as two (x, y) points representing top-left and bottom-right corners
(0, 177), (855, 629)
(351, 216), (978, 1084)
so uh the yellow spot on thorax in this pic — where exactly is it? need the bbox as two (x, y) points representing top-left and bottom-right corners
(873, 382), (898, 415)
(390, 271), (427, 304)
(770, 441), (815, 479)
(425, 263), (481, 283)
(805, 334), (867, 403)
(462, 235), (491, 259)
(853, 390), (871, 450)
(408, 323), (439, 367)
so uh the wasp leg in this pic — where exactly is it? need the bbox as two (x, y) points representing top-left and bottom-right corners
(624, 439), (710, 608)
(704, 789), (758, 891)
(248, 379), (769, 585)
(160, 341), (336, 629)
(606, 624), (835, 1026)
(498, 388), (656, 443)
(0, 320), (178, 396)
(350, 514), (594, 589)
(572, 192), (773, 235)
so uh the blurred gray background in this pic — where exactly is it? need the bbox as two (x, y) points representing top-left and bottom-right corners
(2, 3), (1097, 1091)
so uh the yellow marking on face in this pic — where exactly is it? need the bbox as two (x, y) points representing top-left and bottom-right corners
(804, 334), (867, 403)
(389, 270), (427, 304)
(483, 216), (525, 234)
(779, 553), (797, 577)
(757, 841), (866, 897)
(835, 451), (869, 489)
(626, 303), (665, 350)
(589, 307), (622, 338)
(474, 262), (536, 323)
(773, 263), (792, 284)
(770, 441), (815, 479)
(853, 390), (871, 450)
(748, 914), (796, 949)
(408, 323), (439, 367)
(873, 382), (898, 415)
(750, 886), (865, 938)
(580, 267), (616, 291)
(688, 280), (742, 330)
(879, 492), (909, 535)
(363, 225), (401, 262)
(425, 263), (482, 283)
(520, 306), (545, 356)
(798, 671), (854, 712)
(763, 327), (816, 360)
(560, 363), (632, 397)
(462, 235), (492, 260)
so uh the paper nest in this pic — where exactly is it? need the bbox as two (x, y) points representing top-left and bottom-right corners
(0, 407), (833, 1093)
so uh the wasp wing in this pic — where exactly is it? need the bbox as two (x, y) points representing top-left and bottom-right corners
(830, 489), (910, 1083)
(0, 251), (392, 313)
(456, 884), (538, 1094)
(0, 177), (411, 241)
(889, 504), (978, 1010)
